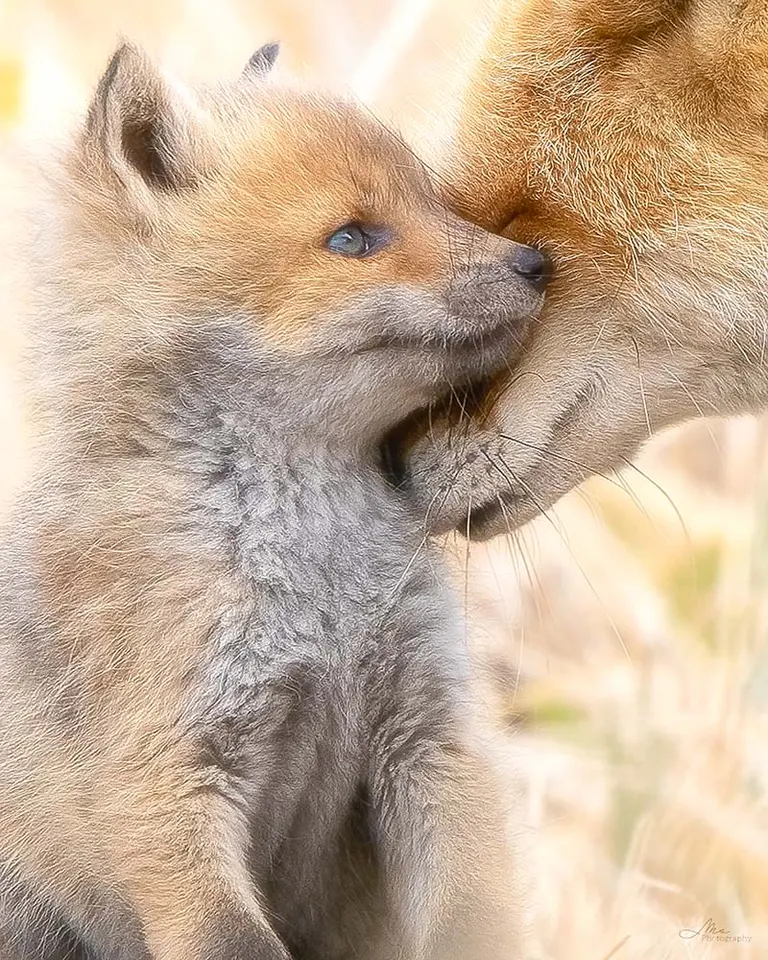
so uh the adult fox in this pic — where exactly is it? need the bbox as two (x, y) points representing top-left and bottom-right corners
(402, 0), (768, 537)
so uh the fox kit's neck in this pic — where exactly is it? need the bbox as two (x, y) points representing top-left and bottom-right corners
(62, 312), (410, 545)
(154, 329), (405, 541)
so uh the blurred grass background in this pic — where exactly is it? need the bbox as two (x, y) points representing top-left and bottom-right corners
(1, 0), (766, 957)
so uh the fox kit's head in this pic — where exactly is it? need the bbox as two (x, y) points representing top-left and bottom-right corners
(42, 42), (549, 459)
(402, 0), (768, 536)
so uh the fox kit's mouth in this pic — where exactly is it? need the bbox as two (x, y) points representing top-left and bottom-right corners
(352, 313), (524, 358)
(378, 311), (531, 491)
(381, 430), (409, 489)
(378, 305), (539, 492)
(380, 373), (496, 492)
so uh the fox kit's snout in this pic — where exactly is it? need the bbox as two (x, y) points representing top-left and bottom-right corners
(0, 41), (537, 960)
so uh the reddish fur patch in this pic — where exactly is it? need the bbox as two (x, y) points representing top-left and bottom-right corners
(171, 96), (451, 348)
(451, 0), (768, 268)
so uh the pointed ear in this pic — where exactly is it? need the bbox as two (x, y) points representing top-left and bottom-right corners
(84, 43), (209, 197)
(242, 42), (280, 80)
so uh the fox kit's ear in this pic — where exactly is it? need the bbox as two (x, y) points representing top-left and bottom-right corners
(84, 43), (210, 200)
(242, 42), (280, 80)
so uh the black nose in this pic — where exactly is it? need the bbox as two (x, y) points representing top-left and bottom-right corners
(509, 245), (553, 293)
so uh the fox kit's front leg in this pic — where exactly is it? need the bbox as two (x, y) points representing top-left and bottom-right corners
(0, 665), (290, 960)
(373, 746), (525, 960)
(113, 757), (289, 960)
(369, 665), (525, 960)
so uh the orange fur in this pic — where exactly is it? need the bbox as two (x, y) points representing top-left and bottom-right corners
(404, 0), (768, 537)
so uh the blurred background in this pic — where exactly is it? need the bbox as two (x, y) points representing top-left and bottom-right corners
(1, 1), (766, 957)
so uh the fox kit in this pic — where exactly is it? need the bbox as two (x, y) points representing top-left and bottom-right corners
(0, 41), (550, 960)
(400, 0), (768, 537)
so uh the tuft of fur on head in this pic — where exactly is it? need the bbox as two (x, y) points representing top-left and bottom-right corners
(402, 0), (768, 538)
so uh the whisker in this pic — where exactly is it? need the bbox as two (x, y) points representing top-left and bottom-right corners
(490, 493), (553, 714)
(482, 449), (635, 666)
(631, 336), (653, 441)
(499, 428), (691, 549)
(497, 431), (642, 506)
(616, 455), (694, 553)
(463, 477), (473, 650)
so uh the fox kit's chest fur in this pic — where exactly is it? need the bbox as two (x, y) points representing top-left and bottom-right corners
(172, 355), (464, 870)
(137, 344), (465, 943)
(195, 446), (459, 740)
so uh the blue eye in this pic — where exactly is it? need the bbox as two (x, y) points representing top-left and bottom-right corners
(326, 223), (381, 258)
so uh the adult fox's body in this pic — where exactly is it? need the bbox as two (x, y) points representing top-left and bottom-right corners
(0, 42), (549, 960)
(402, 0), (768, 536)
